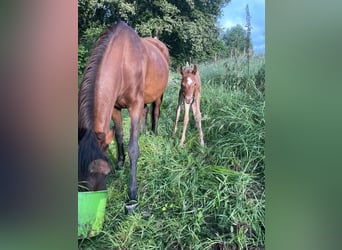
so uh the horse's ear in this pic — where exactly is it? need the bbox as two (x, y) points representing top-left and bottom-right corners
(192, 64), (198, 75)
(179, 66), (184, 76)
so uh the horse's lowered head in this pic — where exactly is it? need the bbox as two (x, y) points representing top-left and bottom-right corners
(179, 65), (199, 104)
(78, 130), (111, 191)
(87, 159), (111, 191)
(78, 158), (111, 191)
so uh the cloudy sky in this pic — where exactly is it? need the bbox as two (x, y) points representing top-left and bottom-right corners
(218, 0), (265, 54)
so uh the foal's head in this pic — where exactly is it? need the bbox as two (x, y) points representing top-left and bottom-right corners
(179, 65), (199, 104)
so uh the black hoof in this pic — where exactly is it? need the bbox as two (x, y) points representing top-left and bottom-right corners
(125, 200), (138, 214)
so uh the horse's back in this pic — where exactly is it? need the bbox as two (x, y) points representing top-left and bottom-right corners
(142, 38), (170, 103)
(142, 37), (170, 64)
(96, 22), (147, 111)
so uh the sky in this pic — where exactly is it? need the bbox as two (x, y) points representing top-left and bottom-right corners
(218, 0), (265, 54)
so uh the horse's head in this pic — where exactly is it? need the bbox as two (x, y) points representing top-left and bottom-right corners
(84, 159), (111, 191)
(78, 130), (112, 192)
(179, 65), (199, 104)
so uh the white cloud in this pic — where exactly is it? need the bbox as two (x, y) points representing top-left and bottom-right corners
(223, 18), (244, 29)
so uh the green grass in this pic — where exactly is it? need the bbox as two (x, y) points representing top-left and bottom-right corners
(78, 56), (265, 249)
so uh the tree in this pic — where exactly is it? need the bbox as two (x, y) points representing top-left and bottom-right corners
(222, 24), (253, 59)
(78, 0), (231, 73)
(245, 4), (252, 75)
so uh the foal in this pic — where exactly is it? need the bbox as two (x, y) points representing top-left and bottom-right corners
(173, 65), (204, 146)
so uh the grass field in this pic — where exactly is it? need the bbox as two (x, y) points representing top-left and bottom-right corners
(78, 56), (265, 249)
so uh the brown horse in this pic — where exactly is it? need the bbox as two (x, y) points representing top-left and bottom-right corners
(78, 21), (169, 211)
(106, 36), (170, 169)
(173, 65), (204, 146)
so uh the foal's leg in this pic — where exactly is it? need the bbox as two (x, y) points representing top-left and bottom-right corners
(151, 95), (163, 135)
(180, 102), (191, 146)
(173, 92), (183, 134)
(112, 108), (125, 170)
(192, 99), (204, 146)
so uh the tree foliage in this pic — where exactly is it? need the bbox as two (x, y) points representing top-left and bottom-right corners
(78, 0), (231, 73)
(222, 24), (252, 58)
(245, 4), (252, 75)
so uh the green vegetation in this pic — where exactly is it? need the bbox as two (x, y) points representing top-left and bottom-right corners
(78, 56), (265, 249)
(222, 24), (253, 58)
(78, 0), (232, 72)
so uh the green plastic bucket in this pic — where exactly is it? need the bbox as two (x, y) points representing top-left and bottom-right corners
(78, 190), (108, 239)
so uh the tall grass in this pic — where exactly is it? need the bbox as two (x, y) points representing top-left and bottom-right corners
(79, 56), (265, 249)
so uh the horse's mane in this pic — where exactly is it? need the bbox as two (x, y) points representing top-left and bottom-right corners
(78, 22), (126, 132)
(78, 22), (129, 178)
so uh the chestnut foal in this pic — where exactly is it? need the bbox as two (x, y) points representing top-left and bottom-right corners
(173, 64), (204, 146)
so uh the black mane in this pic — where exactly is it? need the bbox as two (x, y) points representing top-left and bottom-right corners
(78, 22), (128, 179)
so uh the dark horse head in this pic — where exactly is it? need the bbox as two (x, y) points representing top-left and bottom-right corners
(78, 129), (111, 191)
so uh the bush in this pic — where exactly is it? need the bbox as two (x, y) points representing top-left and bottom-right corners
(78, 44), (88, 79)
(254, 63), (265, 93)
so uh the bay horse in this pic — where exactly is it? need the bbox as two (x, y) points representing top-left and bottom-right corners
(106, 36), (170, 169)
(173, 65), (204, 146)
(78, 21), (169, 211)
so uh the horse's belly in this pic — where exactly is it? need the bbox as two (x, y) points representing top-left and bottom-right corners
(144, 93), (158, 104)
(144, 84), (166, 103)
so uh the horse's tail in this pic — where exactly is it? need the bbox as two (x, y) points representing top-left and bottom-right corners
(78, 129), (108, 180)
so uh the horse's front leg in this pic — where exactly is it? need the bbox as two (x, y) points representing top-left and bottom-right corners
(180, 102), (191, 146)
(173, 92), (183, 134)
(112, 108), (125, 170)
(126, 102), (143, 213)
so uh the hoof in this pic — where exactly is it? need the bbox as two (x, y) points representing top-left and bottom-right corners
(125, 200), (138, 214)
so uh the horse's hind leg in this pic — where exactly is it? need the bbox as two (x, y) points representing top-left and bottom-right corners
(112, 108), (125, 169)
(151, 95), (163, 135)
(141, 104), (148, 134)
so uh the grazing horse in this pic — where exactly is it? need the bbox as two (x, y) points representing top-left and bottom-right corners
(106, 36), (169, 169)
(173, 65), (204, 146)
(78, 21), (169, 211)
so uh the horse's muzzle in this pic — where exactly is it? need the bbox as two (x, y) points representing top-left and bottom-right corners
(185, 97), (193, 104)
